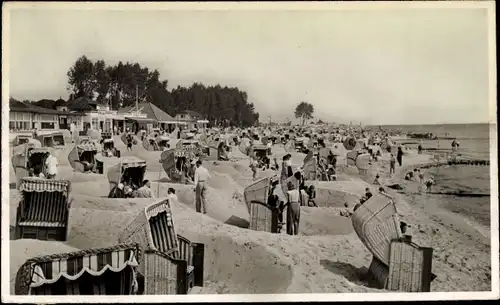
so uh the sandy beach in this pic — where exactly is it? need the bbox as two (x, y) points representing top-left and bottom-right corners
(8, 135), (492, 294)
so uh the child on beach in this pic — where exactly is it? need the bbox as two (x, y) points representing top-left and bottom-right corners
(425, 177), (435, 193)
(249, 155), (258, 181)
(389, 154), (396, 176)
(167, 188), (178, 202)
(306, 185), (318, 207)
(373, 174), (381, 185)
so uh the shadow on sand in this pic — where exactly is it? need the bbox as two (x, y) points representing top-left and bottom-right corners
(320, 259), (379, 289)
(224, 215), (250, 229)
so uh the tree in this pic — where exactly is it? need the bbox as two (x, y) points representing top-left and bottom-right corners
(67, 55), (98, 98)
(294, 101), (314, 125)
(65, 55), (260, 126)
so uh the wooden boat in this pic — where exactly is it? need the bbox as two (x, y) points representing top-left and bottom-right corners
(243, 176), (279, 233)
(15, 243), (141, 295)
(118, 199), (204, 294)
(11, 145), (50, 189)
(68, 141), (104, 174)
(352, 194), (435, 292)
(107, 156), (147, 195)
(15, 177), (71, 241)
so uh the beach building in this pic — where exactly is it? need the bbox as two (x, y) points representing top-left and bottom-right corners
(66, 97), (126, 133)
(174, 110), (209, 131)
(9, 99), (85, 132)
(119, 102), (177, 132)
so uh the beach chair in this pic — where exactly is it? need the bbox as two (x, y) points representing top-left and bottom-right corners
(11, 145), (50, 189)
(68, 142), (103, 174)
(102, 138), (120, 157)
(118, 199), (205, 294)
(15, 243), (141, 295)
(36, 131), (66, 148)
(243, 176), (280, 233)
(13, 134), (32, 146)
(15, 177), (71, 241)
(107, 157), (147, 196)
(351, 194), (435, 292)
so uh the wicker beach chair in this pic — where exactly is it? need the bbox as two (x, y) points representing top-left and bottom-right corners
(36, 131), (66, 148)
(118, 199), (204, 294)
(107, 157), (147, 194)
(15, 178), (71, 241)
(13, 134), (32, 146)
(15, 243), (141, 295)
(68, 142), (103, 174)
(352, 194), (435, 292)
(11, 144), (46, 189)
(243, 176), (279, 233)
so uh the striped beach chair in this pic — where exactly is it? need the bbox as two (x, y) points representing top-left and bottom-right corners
(68, 141), (103, 174)
(15, 177), (71, 241)
(118, 199), (204, 294)
(15, 243), (141, 295)
(351, 194), (435, 292)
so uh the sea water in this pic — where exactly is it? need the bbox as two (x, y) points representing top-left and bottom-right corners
(380, 123), (493, 228)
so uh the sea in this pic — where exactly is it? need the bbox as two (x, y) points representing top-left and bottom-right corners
(377, 123), (495, 228)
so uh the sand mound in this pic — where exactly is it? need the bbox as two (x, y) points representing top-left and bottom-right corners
(194, 235), (293, 294)
(173, 183), (250, 228)
(300, 207), (354, 236)
(10, 239), (80, 294)
(67, 194), (159, 249)
(308, 180), (371, 207)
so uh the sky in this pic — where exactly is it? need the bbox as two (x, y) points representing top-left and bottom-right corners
(6, 3), (494, 125)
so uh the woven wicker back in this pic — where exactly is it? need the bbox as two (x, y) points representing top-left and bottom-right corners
(118, 199), (179, 259)
(243, 177), (272, 213)
(351, 194), (403, 265)
(143, 250), (180, 295)
(387, 239), (433, 292)
(249, 202), (277, 232)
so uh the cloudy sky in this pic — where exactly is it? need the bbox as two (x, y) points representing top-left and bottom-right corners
(6, 3), (494, 125)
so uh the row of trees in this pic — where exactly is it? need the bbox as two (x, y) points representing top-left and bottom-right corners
(65, 55), (259, 127)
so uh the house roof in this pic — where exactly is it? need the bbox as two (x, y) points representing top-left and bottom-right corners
(181, 110), (204, 119)
(119, 102), (176, 123)
(67, 97), (97, 112)
(10, 100), (84, 115)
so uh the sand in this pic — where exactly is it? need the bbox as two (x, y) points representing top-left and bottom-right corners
(8, 136), (492, 293)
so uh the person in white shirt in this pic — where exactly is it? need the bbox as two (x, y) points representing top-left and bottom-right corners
(167, 188), (178, 202)
(45, 153), (59, 179)
(285, 181), (301, 235)
(194, 160), (210, 214)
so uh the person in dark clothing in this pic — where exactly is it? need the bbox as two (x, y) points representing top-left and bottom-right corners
(126, 133), (133, 151)
(365, 187), (373, 200)
(397, 146), (403, 166)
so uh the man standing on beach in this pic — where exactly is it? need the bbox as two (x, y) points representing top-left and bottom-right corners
(285, 181), (301, 235)
(194, 160), (210, 214)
